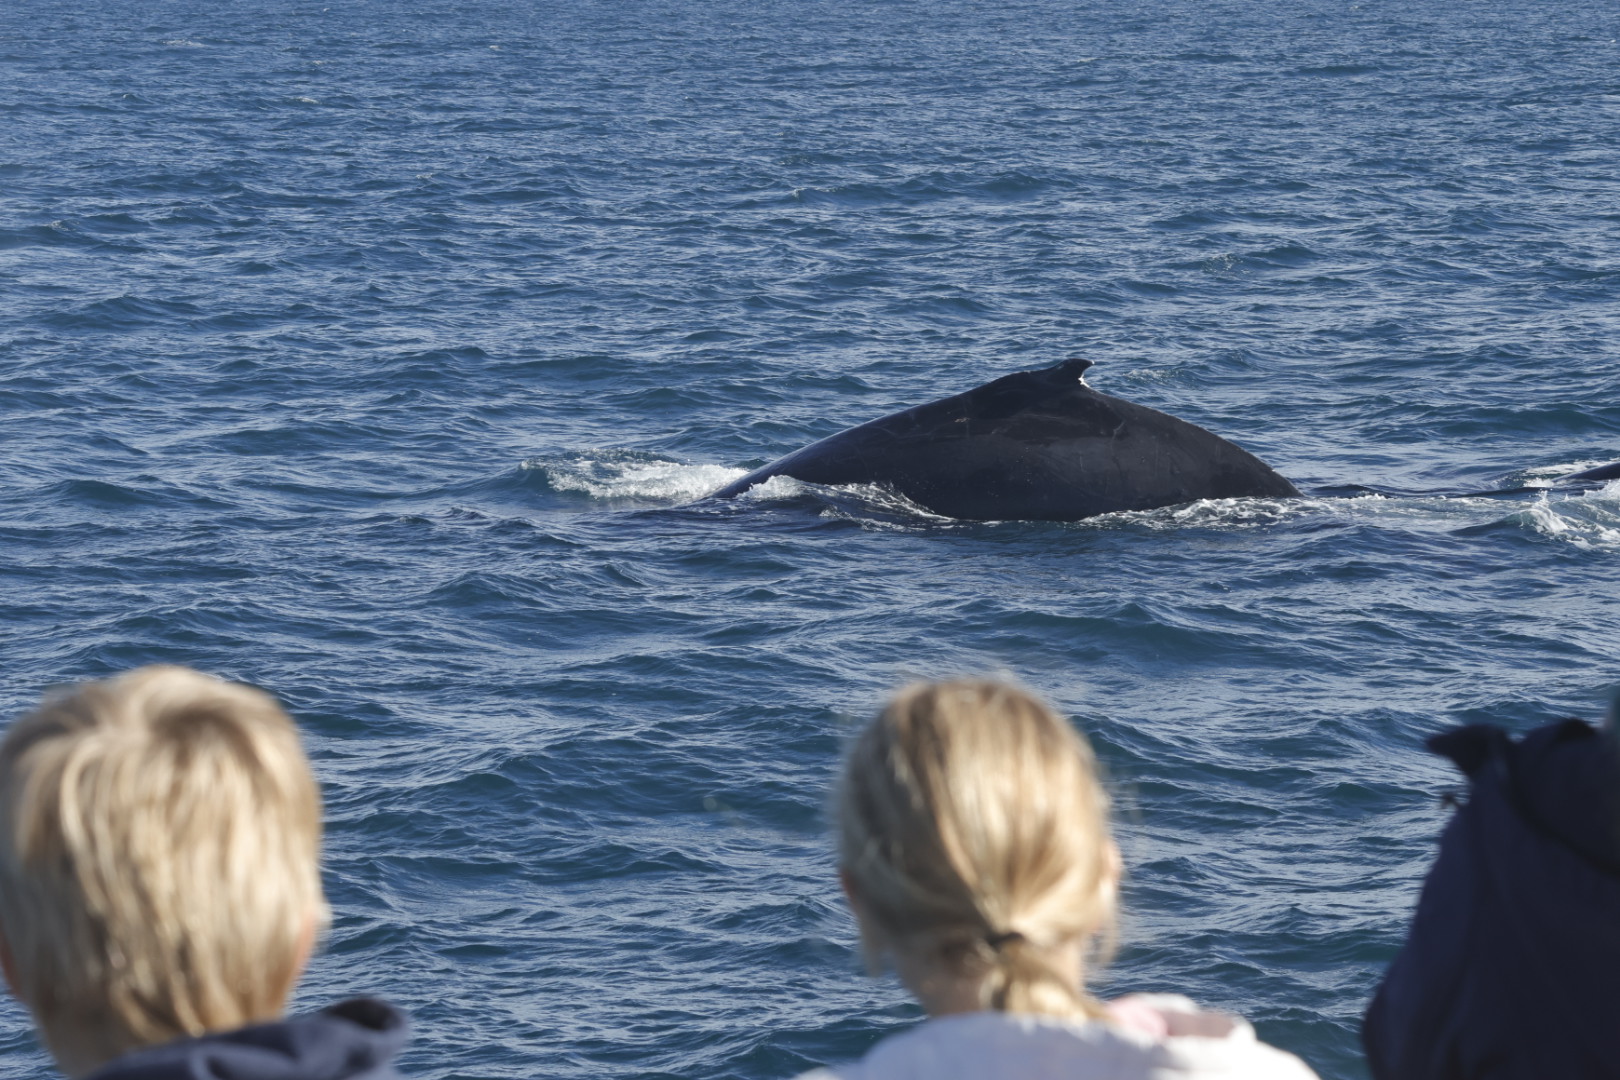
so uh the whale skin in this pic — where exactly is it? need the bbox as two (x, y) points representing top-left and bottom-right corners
(711, 358), (1300, 521)
(1559, 461), (1620, 484)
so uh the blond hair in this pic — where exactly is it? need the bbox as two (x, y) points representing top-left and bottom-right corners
(838, 679), (1116, 1019)
(0, 666), (326, 1074)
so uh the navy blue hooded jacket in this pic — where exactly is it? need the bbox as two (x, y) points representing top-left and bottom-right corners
(1362, 720), (1620, 1080)
(85, 998), (408, 1080)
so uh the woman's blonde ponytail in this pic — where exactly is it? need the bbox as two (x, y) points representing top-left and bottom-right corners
(837, 680), (1117, 1020)
(980, 931), (1095, 1017)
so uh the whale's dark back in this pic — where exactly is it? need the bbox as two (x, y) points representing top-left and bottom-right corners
(711, 358), (1300, 521)
(1560, 461), (1620, 484)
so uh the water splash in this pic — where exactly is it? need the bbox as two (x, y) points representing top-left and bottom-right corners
(523, 451), (746, 502)
(1514, 486), (1620, 549)
(736, 475), (958, 526)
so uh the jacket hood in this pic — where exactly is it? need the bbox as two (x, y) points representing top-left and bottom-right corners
(1364, 720), (1620, 1080)
(86, 998), (408, 1080)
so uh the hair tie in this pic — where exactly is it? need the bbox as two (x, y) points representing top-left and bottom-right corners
(985, 929), (1025, 951)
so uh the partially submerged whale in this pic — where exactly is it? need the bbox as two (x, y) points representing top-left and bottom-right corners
(1560, 461), (1620, 484)
(711, 358), (1300, 521)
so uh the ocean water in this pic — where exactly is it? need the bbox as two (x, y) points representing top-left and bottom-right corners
(2, 0), (1619, 1076)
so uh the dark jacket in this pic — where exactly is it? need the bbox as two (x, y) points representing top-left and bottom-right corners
(87, 998), (408, 1080)
(1363, 720), (1620, 1080)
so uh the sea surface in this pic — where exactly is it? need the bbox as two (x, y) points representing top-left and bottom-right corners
(2, 1), (1619, 1077)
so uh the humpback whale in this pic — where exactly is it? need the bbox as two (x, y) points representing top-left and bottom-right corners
(1559, 461), (1620, 484)
(711, 358), (1299, 521)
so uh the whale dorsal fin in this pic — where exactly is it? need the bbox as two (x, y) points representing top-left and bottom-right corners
(961, 358), (1096, 420)
(1049, 356), (1095, 382)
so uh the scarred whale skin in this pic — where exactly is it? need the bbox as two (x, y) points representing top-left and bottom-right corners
(711, 358), (1300, 522)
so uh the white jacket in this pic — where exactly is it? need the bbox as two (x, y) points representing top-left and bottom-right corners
(794, 995), (1320, 1080)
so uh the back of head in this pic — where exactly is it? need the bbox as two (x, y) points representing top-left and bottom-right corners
(838, 679), (1115, 1019)
(0, 666), (325, 1074)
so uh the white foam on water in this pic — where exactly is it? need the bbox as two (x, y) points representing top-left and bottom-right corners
(732, 474), (810, 501)
(162, 39), (206, 47)
(820, 483), (959, 525)
(1108, 490), (1602, 543)
(525, 451), (745, 502)
(736, 475), (959, 525)
(1301, 484), (1620, 550)
(1094, 496), (1310, 530)
(1514, 486), (1620, 549)
(1205, 485), (1620, 549)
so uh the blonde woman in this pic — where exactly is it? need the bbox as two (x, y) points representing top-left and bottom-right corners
(0, 666), (408, 1080)
(800, 679), (1318, 1080)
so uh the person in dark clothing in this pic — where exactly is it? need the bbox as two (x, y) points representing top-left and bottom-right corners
(1362, 703), (1620, 1080)
(0, 667), (409, 1079)
(85, 998), (407, 1080)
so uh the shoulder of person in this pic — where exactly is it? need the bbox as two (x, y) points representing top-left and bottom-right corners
(793, 1006), (1318, 1080)
(1110, 994), (1320, 1079)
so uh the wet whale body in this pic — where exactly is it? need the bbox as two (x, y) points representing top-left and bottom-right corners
(1560, 461), (1620, 484)
(712, 358), (1300, 521)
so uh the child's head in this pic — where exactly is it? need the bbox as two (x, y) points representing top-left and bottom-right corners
(0, 666), (326, 1075)
(837, 679), (1117, 1019)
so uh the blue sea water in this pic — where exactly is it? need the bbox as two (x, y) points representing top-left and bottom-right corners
(2, 0), (1619, 1076)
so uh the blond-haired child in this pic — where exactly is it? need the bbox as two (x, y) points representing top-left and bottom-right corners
(800, 679), (1319, 1080)
(0, 666), (408, 1079)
